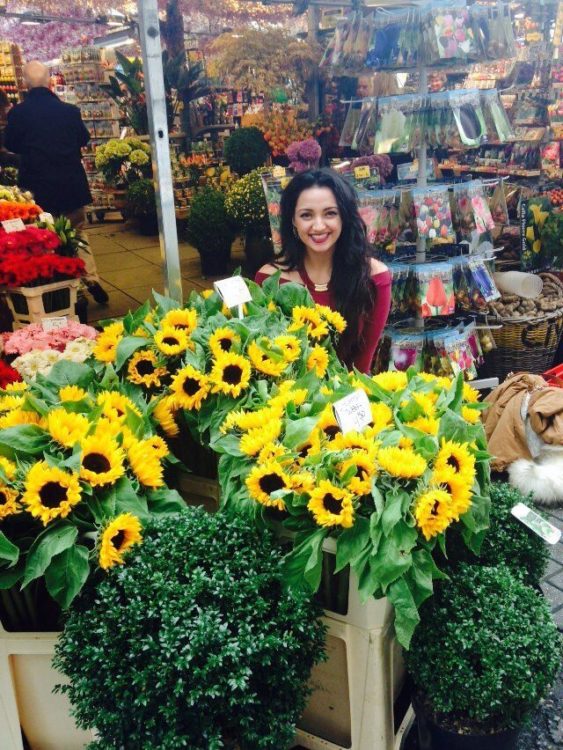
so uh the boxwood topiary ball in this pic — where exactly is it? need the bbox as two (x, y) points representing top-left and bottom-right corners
(54, 508), (326, 750)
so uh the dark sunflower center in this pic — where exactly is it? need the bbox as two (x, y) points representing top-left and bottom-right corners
(447, 455), (460, 471)
(259, 473), (285, 495)
(324, 425), (341, 438)
(0, 491), (7, 505)
(136, 359), (155, 376)
(323, 493), (342, 515)
(39, 481), (67, 508)
(431, 502), (440, 516)
(163, 336), (179, 346)
(356, 466), (368, 479)
(83, 453), (111, 474)
(223, 364), (242, 385)
(175, 323), (190, 330)
(183, 377), (201, 396)
(299, 443), (311, 459)
(112, 529), (126, 549)
(220, 338), (232, 351)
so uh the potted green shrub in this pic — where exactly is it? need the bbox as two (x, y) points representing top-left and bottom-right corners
(126, 179), (159, 236)
(406, 563), (561, 750)
(54, 508), (326, 750)
(224, 169), (273, 276)
(186, 187), (235, 277)
(223, 126), (270, 175)
(439, 481), (549, 587)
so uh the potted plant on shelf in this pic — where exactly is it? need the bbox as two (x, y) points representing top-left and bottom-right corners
(406, 563), (561, 750)
(126, 179), (159, 236)
(223, 126), (270, 176)
(54, 508), (326, 750)
(224, 169), (273, 276)
(94, 138), (152, 210)
(186, 186), (235, 277)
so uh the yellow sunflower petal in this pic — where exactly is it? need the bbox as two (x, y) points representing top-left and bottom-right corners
(99, 513), (142, 571)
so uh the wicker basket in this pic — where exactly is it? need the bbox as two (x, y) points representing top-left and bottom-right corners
(484, 273), (563, 380)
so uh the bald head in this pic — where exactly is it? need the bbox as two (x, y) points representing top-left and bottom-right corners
(24, 61), (50, 89)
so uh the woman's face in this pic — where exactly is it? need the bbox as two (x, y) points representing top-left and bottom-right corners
(293, 186), (342, 259)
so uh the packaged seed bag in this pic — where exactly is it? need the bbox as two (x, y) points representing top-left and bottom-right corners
(413, 186), (456, 243)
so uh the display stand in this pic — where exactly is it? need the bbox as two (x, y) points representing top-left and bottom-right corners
(0, 42), (24, 105)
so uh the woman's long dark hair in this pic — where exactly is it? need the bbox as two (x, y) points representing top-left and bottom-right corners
(279, 168), (375, 365)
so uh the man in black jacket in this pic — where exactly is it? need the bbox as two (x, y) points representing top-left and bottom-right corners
(5, 61), (108, 304)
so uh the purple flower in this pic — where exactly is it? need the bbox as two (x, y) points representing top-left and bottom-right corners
(285, 142), (301, 161)
(297, 138), (322, 163)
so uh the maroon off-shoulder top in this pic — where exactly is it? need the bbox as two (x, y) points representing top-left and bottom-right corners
(254, 265), (392, 374)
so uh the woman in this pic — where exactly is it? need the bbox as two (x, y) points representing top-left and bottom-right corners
(256, 168), (391, 373)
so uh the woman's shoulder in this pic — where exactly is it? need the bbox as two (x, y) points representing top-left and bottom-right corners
(256, 263), (302, 284)
(257, 263), (282, 277)
(369, 257), (390, 280)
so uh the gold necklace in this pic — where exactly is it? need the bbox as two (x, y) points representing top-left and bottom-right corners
(303, 264), (330, 292)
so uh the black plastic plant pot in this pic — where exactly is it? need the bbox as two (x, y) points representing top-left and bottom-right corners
(198, 244), (231, 278)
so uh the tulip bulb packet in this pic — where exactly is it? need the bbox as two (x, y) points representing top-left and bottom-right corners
(413, 186), (455, 243)
(413, 262), (455, 318)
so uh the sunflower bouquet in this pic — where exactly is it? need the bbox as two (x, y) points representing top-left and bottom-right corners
(0, 359), (184, 622)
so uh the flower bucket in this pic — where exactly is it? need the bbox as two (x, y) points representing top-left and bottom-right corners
(4, 280), (80, 329)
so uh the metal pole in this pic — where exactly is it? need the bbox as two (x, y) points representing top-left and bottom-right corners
(137, 0), (183, 304)
(307, 3), (321, 120)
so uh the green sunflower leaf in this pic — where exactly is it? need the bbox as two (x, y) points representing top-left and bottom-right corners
(41, 360), (94, 388)
(282, 528), (327, 593)
(335, 517), (370, 573)
(115, 336), (150, 372)
(386, 577), (420, 650)
(45, 544), (90, 610)
(0, 425), (50, 456)
(22, 523), (78, 588)
(0, 530), (19, 566)
(284, 416), (319, 450)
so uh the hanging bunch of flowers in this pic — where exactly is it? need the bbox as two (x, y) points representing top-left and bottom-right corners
(0, 360), (184, 611)
(92, 275), (491, 648)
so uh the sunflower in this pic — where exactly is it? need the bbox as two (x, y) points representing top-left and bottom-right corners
(171, 365), (209, 410)
(80, 434), (125, 487)
(0, 456), (16, 481)
(127, 439), (164, 488)
(258, 442), (288, 464)
(431, 466), (472, 519)
(97, 391), (142, 423)
(201, 289), (214, 299)
(240, 419), (283, 456)
(154, 327), (190, 356)
(307, 345), (329, 377)
(370, 402), (393, 433)
(47, 409), (89, 449)
(274, 335), (301, 363)
(267, 300), (277, 312)
(414, 488), (455, 541)
(331, 430), (375, 454)
(340, 451), (376, 496)
(209, 327), (241, 358)
(296, 427), (323, 461)
(0, 486), (20, 519)
(99, 513), (142, 571)
(246, 461), (292, 511)
(315, 304), (347, 334)
(462, 382), (480, 404)
(209, 352), (251, 399)
(128, 350), (167, 388)
(223, 405), (280, 433)
(145, 435), (168, 459)
(289, 306), (329, 340)
(269, 385), (308, 411)
(372, 371), (408, 392)
(291, 470), (316, 495)
(377, 446), (427, 479)
(461, 405), (481, 425)
(22, 462), (81, 525)
(248, 341), (288, 378)
(318, 404), (341, 439)
(153, 395), (181, 437)
(0, 409), (42, 429)
(161, 308), (197, 335)
(59, 385), (88, 402)
(434, 439), (476, 485)
(398, 435), (414, 449)
(406, 416), (440, 436)
(93, 321), (124, 364)
(4, 382), (28, 393)
(308, 480), (354, 529)
(0, 394), (24, 412)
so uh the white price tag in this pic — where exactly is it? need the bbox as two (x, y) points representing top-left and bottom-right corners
(511, 503), (562, 545)
(38, 212), (54, 224)
(333, 389), (372, 434)
(41, 316), (68, 332)
(214, 276), (252, 310)
(1, 218), (26, 233)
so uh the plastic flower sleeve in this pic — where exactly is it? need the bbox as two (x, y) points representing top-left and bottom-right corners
(374, 95), (425, 154)
(339, 101), (363, 147)
(358, 189), (402, 251)
(366, 8), (411, 69)
(352, 98), (378, 153)
(388, 263), (411, 318)
(445, 331), (477, 379)
(413, 262), (455, 318)
(424, 3), (479, 66)
(485, 179), (509, 226)
(465, 321), (484, 367)
(452, 181), (495, 243)
(448, 90), (487, 148)
(413, 186), (455, 243)
(480, 90), (513, 143)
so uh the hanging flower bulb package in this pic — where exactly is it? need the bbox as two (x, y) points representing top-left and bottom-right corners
(426, 92), (457, 149)
(339, 101), (363, 148)
(444, 331), (477, 379)
(483, 179), (509, 226)
(320, 17), (346, 70)
(389, 330), (425, 372)
(423, 2), (479, 66)
(340, 12), (361, 71)
(352, 98), (378, 153)
(465, 321), (485, 368)
(472, 4), (516, 61)
(448, 90), (488, 148)
(374, 95), (425, 154)
(451, 181), (495, 243)
(413, 186), (456, 243)
(358, 189), (402, 250)
(261, 174), (285, 256)
(480, 89), (514, 143)
(388, 263), (412, 318)
(412, 262), (455, 318)
(452, 256), (499, 312)
(366, 8), (414, 69)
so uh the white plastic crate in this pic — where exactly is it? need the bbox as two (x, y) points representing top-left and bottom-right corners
(0, 625), (93, 750)
(5, 279), (80, 329)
